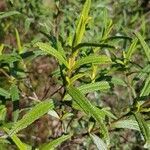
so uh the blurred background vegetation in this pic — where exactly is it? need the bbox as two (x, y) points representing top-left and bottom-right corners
(0, 0), (150, 149)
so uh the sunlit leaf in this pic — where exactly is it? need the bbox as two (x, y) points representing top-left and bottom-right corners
(64, 81), (110, 100)
(48, 110), (60, 119)
(0, 11), (20, 19)
(69, 73), (87, 84)
(73, 0), (91, 47)
(78, 81), (110, 93)
(9, 100), (54, 135)
(56, 40), (66, 59)
(0, 44), (4, 55)
(112, 119), (140, 131)
(135, 32), (150, 62)
(90, 134), (107, 150)
(67, 85), (109, 145)
(35, 42), (69, 68)
(4, 128), (31, 150)
(135, 64), (150, 81)
(140, 74), (150, 97)
(0, 105), (6, 121)
(125, 38), (138, 61)
(73, 55), (111, 69)
(40, 134), (72, 150)
(100, 108), (117, 120)
(15, 28), (23, 54)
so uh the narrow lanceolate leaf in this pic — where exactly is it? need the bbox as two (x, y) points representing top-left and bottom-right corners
(67, 85), (109, 145)
(70, 73), (87, 84)
(135, 32), (150, 62)
(40, 134), (72, 150)
(35, 42), (69, 68)
(73, 55), (111, 69)
(64, 81), (110, 100)
(0, 44), (4, 55)
(56, 40), (66, 59)
(9, 100), (54, 136)
(111, 119), (141, 131)
(73, 0), (91, 47)
(11, 134), (31, 150)
(100, 108), (117, 120)
(78, 81), (110, 93)
(134, 112), (150, 148)
(125, 38), (138, 61)
(12, 134), (32, 150)
(15, 28), (23, 54)
(0, 87), (10, 98)
(136, 64), (150, 81)
(0, 11), (20, 19)
(140, 74), (150, 97)
(90, 134), (107, 150)
(4, 128), (31, 150)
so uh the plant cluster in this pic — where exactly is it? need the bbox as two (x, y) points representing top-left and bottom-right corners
(0, 0), (150, 149)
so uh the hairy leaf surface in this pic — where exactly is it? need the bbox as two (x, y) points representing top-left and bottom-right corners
(67, 85), (109, 145)
(9, 100), (54, 135)
(40, 134), (72, 150)
(35, 42), (69, 68)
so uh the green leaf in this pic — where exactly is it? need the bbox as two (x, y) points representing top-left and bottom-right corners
(0, 87), (10, 98)
(73, 55), (111, 69)
(73, 0), (91, 47)
(4, 128), (31, 150)
(0, 105), (6, 121)
(0, 11), (20, 19)
(67, 85), (109, 145)
(40, 134), (72, 150)
(125, 38), (138, 61)
(11, 134), (31, 150)
(135, 32), (150, 62)
(0, 54), (21, 65)
(140, 74), (150, 97)
(24, 18), (34, 33)
(111, 77), (127, 87)
(35, 42), (69, 68)
(69, 73), (88, 84)
(56, 40), (66, 59)
(61, 113), (74, 120)
(134, 112), (150, 148)
(48, 110), (60, 119)
(101, 10), (113, 40)
(100, 108), (117, 120)
(91, 107), (117, 121)
(64, 81), (110, 100)
(90, 134), (107, 150)
(0, 44), (4, 55)
(9, 100), (54, 136)
(78, 81), (110, 93)
(136, 64), (150, 81)
(112, 119), (141, 131)
(10, 84), (20, 101)
(15, 28), (23, 54)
